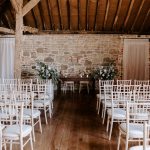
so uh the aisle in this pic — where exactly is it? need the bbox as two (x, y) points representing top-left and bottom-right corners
(34, 92), (119, 150)
(14, 91), (120, 150)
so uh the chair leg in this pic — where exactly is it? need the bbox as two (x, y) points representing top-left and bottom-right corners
(106, 116), (110, 132)
(102, 108), (106, 124)
(125, 134), (129, 150)
(117, 130), (121, 150)
(32, 126), (35, 142)
(109, 119), (113, 140)
(30, 133), (33, 150)
(10, 140), (12, 150)
(49, 104), (52, 118)
(20, 138), (23, 150)
(39, 116), (42, 134)
(44, 107), (48, 124)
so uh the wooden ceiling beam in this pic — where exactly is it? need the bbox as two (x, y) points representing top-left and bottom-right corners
(46, 0), (53, 29)
(112, 0), (122, 30)
(140, 9), (150, 33)
(38, 2), (45, 30)
(57, 0), (62, 30)
(0, 27), (15, 34)
(86, 0), (89, 30)
(131, 0), (145, 32)
(23, 26), (38, 33)
(67, 0), (70, 30)
(123, 0), (135, 30)
(10, 0), (20, 13)
(77, 0), (80, 30)
(94, 0), (99, 31)
(23, 0), (40, 17)
(103, 0), (109, 30)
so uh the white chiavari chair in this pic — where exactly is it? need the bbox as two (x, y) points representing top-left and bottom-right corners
(2, 102), (33, 150)
(33, 84), (53, 124)
(117, 80), (132, 86)
(106, 91), (132, 140)
(101, 84), (113, 124)
(117, 102), (150, 150)
(22, 92), (42, 142)
(134, 80), (149, 86)
(96, 80), (114, 115)
(129, 122), (150, 150)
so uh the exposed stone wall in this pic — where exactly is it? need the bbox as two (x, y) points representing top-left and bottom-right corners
(21, 34), (122, 79)
(21, 34), (150, 79)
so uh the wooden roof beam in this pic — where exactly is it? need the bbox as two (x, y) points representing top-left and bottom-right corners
(85, 0), (89, 30)
(112, 0), (122, 30)
(0, 27), (15, 34)
(94, 0), (99, 31)
(140, 9), (150, 33)
(123, 0), (135, 30)
(103, 0), (109, 30)
(57, 0), (62, 30)
(67, 0), (70, 30)
(131, 0), (145, 31)
(23, 26), (38, 33)
(10, 0), (20, 13)
(23, 0), (40, 17)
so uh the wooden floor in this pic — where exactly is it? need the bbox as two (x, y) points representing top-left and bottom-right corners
(12, 90), (126, 150)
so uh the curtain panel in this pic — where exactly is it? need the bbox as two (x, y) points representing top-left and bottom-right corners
(0, 38), (15, 79)
(123, 39), (149, 80)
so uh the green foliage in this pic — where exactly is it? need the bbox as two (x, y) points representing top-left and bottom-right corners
(91, 61), (118, 80)
(35, 61), (59, 84)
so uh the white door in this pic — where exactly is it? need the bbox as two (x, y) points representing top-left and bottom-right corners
(123, 39), (149, 80)
(0, 38), (15, 79)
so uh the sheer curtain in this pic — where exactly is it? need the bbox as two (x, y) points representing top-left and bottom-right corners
(0, 38), (15, 79)
(123, 39), (149, 80)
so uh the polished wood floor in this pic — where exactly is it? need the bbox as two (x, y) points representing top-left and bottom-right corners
(12, 90), (126, 150)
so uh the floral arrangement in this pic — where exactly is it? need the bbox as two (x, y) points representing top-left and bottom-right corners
(35, 61), (59, 84)
(91, 62), (118, 80)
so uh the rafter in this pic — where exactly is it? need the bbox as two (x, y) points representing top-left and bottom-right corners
(0, 27), (15, 34)
(67, 0), (70, 30)
(46, 0), (53, 30)
(94, 0), (99, 31)
(112, 0), (122, 30)
(57, 0), (62, 30)
(77, 0), (80, 30)
(86, 0), (89, 30)
(123, 0), (135, 30)
(10, 0), (20, 13)
(140, 9), (150, 33)
(38, 2), (45, 30)
(131, 0), (145, 31)
(23, 0), (40, 16)
(23, 26), (38, 33)
(103, 0), (109, 30)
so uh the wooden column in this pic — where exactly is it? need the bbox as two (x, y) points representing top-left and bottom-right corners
(11, 0), (40, 78)
(14, 0), (23, 78)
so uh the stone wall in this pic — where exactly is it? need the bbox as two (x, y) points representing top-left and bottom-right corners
(21, 34), (122, 78)
(21, 34), (150, 79)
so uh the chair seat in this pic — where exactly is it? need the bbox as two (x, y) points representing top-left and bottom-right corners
(3, 124), (32, 140)
(23, 108), (41, 118)
(129, 145), (150, 150)
(96, 94), (105, 99)
(34, 99), (50, 107)
(120, 123), (143, 138)
(38, 93), (50, 99)
(107, 108), (126, 119)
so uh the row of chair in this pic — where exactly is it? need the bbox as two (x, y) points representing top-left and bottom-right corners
(96, 79), (150, 150)
(0, 79), (54, 150)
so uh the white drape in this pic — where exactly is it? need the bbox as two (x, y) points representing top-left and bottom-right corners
(0, 38), (15, 79)
(123, 39), (149, 80)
